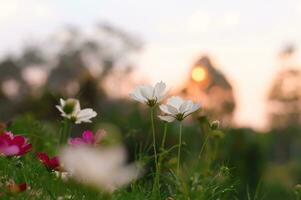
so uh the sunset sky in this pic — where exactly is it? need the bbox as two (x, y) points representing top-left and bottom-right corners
(1, 0), (301, 130)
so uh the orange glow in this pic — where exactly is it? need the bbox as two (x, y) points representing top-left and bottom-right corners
(191, 66), (207, 82)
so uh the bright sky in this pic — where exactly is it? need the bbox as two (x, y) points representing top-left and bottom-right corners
(1, 0), (301, 130)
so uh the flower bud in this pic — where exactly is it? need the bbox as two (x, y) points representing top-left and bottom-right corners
(210, 120), (220, 130)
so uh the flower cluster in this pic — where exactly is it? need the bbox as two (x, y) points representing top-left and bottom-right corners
(130, 81), (201, 122)
(130, 81), (201, 184)
(55, 98), (141, 192)
(0, 81), (203, 196)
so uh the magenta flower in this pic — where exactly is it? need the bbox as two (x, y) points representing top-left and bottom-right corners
(0, 132), (32, 157)
(69, 130), (106, 147)
(37, 152), (61, 171)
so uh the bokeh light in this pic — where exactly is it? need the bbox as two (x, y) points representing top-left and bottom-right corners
(191, 66), (207, 82)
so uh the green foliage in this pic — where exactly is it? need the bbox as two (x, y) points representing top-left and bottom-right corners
(0, 114), (240, 200)
(1, 113), (301, 199)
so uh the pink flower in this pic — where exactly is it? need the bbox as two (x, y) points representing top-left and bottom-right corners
(37, 152), (61, 171)
(69, 130), (106, 147)
(0, 132), (32, 157)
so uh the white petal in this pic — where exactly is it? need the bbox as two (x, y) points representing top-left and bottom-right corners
(75, 109), (97, 123)
(75, 119), (91, 124)
(190, 103), (201, 113)
(184, 103), (200, 117)
(129, 90), (146, 104)
(139, 85), (154, 100)
(60, 98), (65, 106)
(154, 81), (167, 102)
(166, 105), (179, 115)
(77, 108), (97, 117)
(56, 105), (64, 114)
(167, 96), (184, 110)
(159, 104), (173, 115)
(74, 100), (81, 112)
(179, 100), (191, 113)
(158, 115), (175, 122)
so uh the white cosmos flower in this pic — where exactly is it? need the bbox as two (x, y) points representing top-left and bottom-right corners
(158, 96), (201, 122)
(129, 81), (167, 107)
(60, 146), (142, 192)
(56, 98), (80, 118)
(56, 98), (97, 124)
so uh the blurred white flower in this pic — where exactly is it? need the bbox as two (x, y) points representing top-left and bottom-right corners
(129, 81), (167, 107)
(158, 96), (200, 122)
(56, 98), (97, 124)
(59, 146), (142, 192)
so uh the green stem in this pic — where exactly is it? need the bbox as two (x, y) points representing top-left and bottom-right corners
(65, 122), (71, 143)
(160, 123), (168, 150)
(150, 107), (159, 194)
(59, 120), (65, 144)
(59, 119), (71, 145)
(177, 123), (183, 175)
(155, 123), (168, 193)
(198, 133), (210, 159)
(150, 108), (158, 166)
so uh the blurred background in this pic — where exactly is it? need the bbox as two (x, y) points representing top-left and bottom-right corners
(0, 0), (301, 199)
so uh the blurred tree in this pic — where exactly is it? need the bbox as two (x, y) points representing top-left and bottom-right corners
(0, 23), (142, 122)
(268, 45), (301, 130)
(268, 69), (301, 129)
(19, 45), (47, 66)
(266, 45), (301, 165)
(181, 56), (236, 126)
(0, 57), (29, 120)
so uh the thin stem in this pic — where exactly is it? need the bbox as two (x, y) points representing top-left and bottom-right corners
(160, 123), (168, 150)
(155, 123), (168, 193)
(59, 119), (71, 145)
(177, 123), (183, 175)
(198, 133), (210, 159)
(150, 107), (159, 193)
(150, 107), (158, 166)
(65, 122), (71, 143)
(59, 119), (66, 144)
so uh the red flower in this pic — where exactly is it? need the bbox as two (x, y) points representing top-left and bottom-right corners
(7, 182), (27, 193)
(0, 132), (32, 157)
(37, 152), (60, 171)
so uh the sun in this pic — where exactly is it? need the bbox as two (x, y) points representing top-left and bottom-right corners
(191, 66), (207, 82)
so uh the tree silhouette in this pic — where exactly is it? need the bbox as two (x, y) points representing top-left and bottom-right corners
(181, 56), (236, 126)
(268, 69), (301, 129)
(0, 23), (142, 121)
